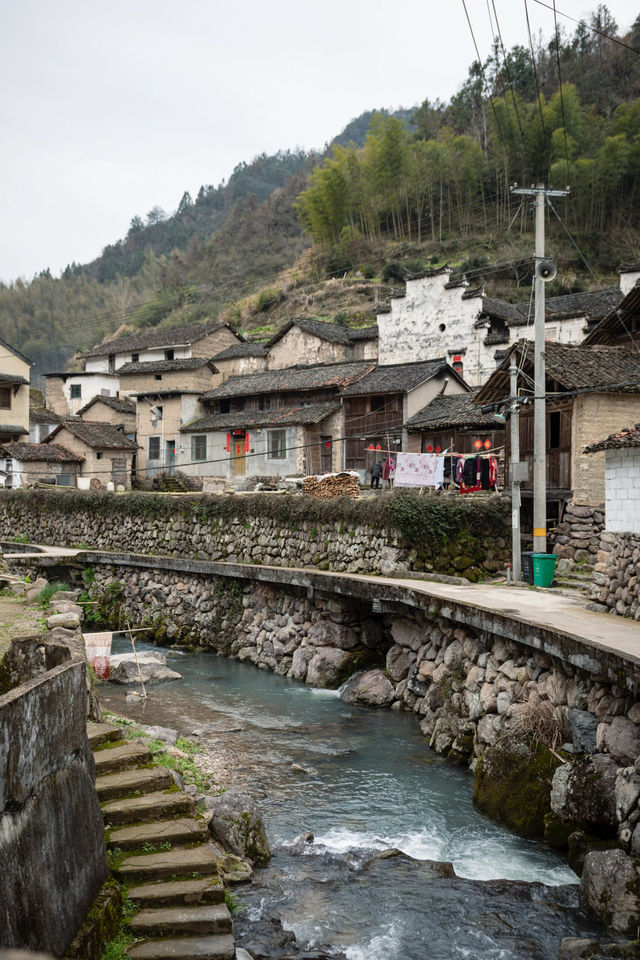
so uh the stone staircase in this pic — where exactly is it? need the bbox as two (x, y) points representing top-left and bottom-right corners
(552, 559), (595, 600)
(88, 722), (235, 960)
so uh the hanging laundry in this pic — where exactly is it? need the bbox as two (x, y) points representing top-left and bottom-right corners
(395, 452), (437, 487)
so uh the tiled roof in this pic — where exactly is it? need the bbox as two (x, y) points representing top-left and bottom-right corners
(0, 442), (84, 463)
(0, 373), (28, 386)
(510, 287), (621, 326)
(29, 407), (62, 424)
(479, 297), (523, 323)
(268, 318), (378, 347)
(117, 358), (217, 376)
(79, 322), (236, 358)
(212, 342), (269, 360)
(202, 360), (374, 400)
(0, 425), (28, 435)
(405, 393), (500, 431)
(585, 424), (640, 452)
(47, 420), (138, 450)
(339, 359), (450, 396)
(181, 402), (340, 433)
(78, 396), (136, 416)
(619, 263), (640, 274)
(476, 340), (640, 403)
(582, 282), (640, 346)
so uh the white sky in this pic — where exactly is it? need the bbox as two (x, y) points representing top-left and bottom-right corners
(1, 0), (638, 283)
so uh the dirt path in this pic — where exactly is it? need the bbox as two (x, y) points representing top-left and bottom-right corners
(0, 596), (45, 661)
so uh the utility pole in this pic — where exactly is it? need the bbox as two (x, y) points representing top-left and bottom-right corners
(511, 184), (569, 554)
(509, 361), (521, 582)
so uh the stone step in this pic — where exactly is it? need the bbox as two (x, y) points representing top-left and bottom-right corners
(96, 766), (172, 802)
(108, 818), (209, 851)
(116, 843), (219, 883)
(94, 742), (154, 775)
(87, 722), (123, 749)
(127, 934), (235, 960)
(101, 790), (195, 826)
(130, 904), (232, 937)
(127, 877), (225, 908)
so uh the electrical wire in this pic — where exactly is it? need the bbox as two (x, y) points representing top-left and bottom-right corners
(461, 0), (510, 154)
(523, 0), (548, 138)
(531, 0), (640, 55)
(552, 0), (572, 186)
(489, 0), (528, 159)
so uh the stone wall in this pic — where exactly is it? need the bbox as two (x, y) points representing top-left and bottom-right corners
(552, 501), (604, 563)
(0, 656), (107, 955)
(590, 530), (640, 618)
(0, 491), (510, 579)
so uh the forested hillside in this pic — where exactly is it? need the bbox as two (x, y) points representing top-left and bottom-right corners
(2, 4), (638, 381)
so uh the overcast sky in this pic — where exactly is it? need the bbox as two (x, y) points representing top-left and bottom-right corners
(1, 0), (638, 283)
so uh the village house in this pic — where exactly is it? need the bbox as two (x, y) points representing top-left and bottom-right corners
(0, 336), (32, 445)
(78, 321), (241, 374)
(77, 396), (136, 435)
(115, 358), (220, 477)
(475, 340), (640, 550)
(29, 408), (62, 443)
(0, 442), (83, 489)
(376, 266), (621, 387)
(44, 420), (138, 489)
(179, 360), (373, 481)
(585, 424), (640, 535)
(404, 392), (505, 456)
(582, 277), (640, 348)
(43, 369), (120, 417)
(339, 358), (468, 474)
(211, 342), (269, 379)
(265, 319), (378, 370)
(618, 263), (640, 296)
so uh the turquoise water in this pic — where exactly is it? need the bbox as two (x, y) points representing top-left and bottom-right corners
(101, 641), (601, 959)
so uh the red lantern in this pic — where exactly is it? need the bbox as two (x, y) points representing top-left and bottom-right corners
(368, 443), (374, 451)
(426, 444), (434, 453)
(484, 438), (492, 450)
(435, 446), (441, 453)
(324, 441), (331, 448)
(375, 443), (381, 451)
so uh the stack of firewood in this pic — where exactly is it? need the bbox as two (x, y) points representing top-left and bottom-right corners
(302, 472), (360, 499)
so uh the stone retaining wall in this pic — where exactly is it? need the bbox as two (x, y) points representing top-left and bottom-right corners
(0, 655), (107, 955)
(552, 501), (604, 564)
(0, 491), (510, 579)
(590, 530), (640, 618)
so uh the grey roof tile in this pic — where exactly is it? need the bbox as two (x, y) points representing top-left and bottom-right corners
(181, 402), (340, 433)
(0, 442), (84, 462)
(405, 393), (499, 430)
(202, 361), (373, 400)
(339, 359), (449, 396)
(47, 420), (138, 450)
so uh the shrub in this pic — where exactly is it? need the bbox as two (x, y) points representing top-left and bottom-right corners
(256, 288), (285, 312)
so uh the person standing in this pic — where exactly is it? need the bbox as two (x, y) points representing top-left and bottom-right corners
(370, 459), (383, 489)
(382, 454), (395, 489)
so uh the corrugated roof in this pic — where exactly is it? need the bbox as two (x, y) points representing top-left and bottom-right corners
(476, 340), (640, 403)
(47, 420), (138, 450)
(405, 393), (500, 431)
(585, 424), (640, 452)
(339, 359), (450, 396)
(117, 357), (217, 376)
(0, 442), (84, 463)
(78, 396), (136, 416)
(202, 360), (374, 400)
(181, 402), (340, 433)
(79, 322), (236, 358)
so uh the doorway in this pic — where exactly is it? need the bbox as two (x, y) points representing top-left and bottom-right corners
(231, 432), (246, 476)
(166, 439), (176, 475)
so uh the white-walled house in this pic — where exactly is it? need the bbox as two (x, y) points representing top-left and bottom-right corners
(376, 267), (621, 387)
(586, 425), (640, 534)
(44, 370), (120, 417)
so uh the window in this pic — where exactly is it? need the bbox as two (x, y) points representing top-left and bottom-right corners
(259, 396), (271, 411)
(155, 374), (162, 381)
(148, 437), (160, 459)
(96, 451), (103, 460)
(108, 354), (116, 374)
(268, 429), (287, 459)
(191, 435), (207, 461)
(154, 405), (163, 421)
(549, 411), (561, 449)
(219, 399), (230, 413)
(132, 353), (139, 363)
(370, 396), (385, 412)
(0, 387), (10, 409)
(165, 349), (174, 360)
(70, 384), (81, 399)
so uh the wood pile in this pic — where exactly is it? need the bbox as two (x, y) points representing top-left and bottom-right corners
(302, 471), (360, 499)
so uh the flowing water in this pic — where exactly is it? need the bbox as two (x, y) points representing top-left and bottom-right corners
(100, 640), (603, 959)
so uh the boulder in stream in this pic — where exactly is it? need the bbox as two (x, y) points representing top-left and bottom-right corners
(340, 669), (395, 707)
(109, 650), (182, 685)
(579, 848), (640, 936)
(207, 791), (271, 864)
(216, 852), (253, 884)
(550, 755), (618, 832)
(305, 648), (354, 688)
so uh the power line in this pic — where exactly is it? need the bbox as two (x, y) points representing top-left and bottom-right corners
(531, 0), (640, 55)
(523, 0), (548, 139)
(552, 0), (572, 185)
(489, 0), (528, 158)
(461, 0), (510, 154)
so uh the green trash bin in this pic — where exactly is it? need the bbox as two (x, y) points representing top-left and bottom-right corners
(531, 553), (557, 588)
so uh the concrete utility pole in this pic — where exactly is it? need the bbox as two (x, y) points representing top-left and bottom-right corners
(509, 361), (521, 582)
(511, 184), (569, 554)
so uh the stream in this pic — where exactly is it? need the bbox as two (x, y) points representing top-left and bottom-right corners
(99, 639), (603, 960)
